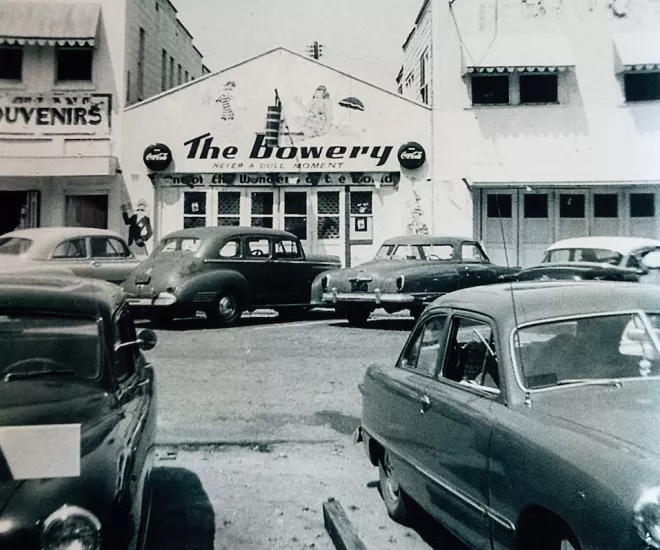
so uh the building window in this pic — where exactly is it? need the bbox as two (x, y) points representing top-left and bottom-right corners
(594, 194), (618, 218)
(471, 75), (509, 105)
(161, 49), (167, 91)
(0, 46), (23, 80)
(519, 73), (558, 104)
(419, 49), (430, 105)
(185, 70), (189, 82)
(404, 72), (415, 95)
(624, 72), (660, 102)
(284, 192), (307, 240)
(138, 28), (146, 100)
(126, 71), (131, 103)
(630, 193), (655, 217)
(183, 192), (206, 228)
(169, 56), (175, 88)
(350, 191), (373, 242)
(317, 191), (340, 239)
(56, 47), (93, 81)
(524, 194), (548, 218)
(486, 194), (512, 218)
(217, 192), (240, 226)
(559, 194), (585, 218)
(251, 192), (273, 228)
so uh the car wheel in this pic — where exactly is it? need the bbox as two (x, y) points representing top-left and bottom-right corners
(378, 449), (408, 523)
(345, 308), (370, 326)
(208, 292), (243, 326)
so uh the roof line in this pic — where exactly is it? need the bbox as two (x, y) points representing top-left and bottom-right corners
(124, 46), (431, 112)
(403, 0), (430, 50)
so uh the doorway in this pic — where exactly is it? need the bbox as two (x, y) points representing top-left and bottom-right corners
(0, 191), (40, 235)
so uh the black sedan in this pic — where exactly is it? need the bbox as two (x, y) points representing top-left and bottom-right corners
(310, 235), (519, 325)
(0, 273), (157, 550)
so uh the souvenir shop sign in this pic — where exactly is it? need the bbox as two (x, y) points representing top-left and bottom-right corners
(0, 92), (111, 135)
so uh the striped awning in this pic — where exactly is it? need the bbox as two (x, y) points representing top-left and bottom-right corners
(0, 3), (100, 47)
(614, 33), (660, 71)
(463, 34), (575, 74)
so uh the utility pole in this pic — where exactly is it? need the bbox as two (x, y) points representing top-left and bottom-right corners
(307, 41), (323, 60)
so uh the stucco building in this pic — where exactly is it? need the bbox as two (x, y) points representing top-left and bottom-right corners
(122, 49), (456, 266)
(0, 0), (207, 244)
(400, 0), (660, 266)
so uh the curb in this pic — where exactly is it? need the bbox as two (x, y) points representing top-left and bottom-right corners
(323, 498), (367, 550)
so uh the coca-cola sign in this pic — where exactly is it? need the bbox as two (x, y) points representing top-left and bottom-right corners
(397, 141), (426, 170)
(143, 143), (172, 171)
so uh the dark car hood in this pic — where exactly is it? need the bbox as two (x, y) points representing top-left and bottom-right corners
(0, 381), (114, 512)
(517, 262), (640, 282)
(532, 382), (660, 458)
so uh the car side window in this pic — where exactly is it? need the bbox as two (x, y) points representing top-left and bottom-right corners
(246, 238), (270, 259)
(273, 238), (303, 260)
(398, 315), (448, 377)
(52, 238), (87, 259)
(462, 243), (488, 262)
(219, 239), (241, 259)
(90, 237), (130, 258)
(113, 308), (138, 384)
(441, 317), (500, 394)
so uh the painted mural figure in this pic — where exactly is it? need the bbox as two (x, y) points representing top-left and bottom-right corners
(216, 81), (236, 121)
(121, 199), (153, 253)
(296, 85), (333, 138)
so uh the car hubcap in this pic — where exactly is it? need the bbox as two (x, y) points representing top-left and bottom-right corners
(383, 453), (400, 501)
(218, 296), (237, 320)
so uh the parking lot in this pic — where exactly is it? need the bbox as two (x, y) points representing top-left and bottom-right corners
(142, 310), (467, 549)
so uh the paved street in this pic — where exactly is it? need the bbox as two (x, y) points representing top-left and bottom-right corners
(142, 310), (467, 550)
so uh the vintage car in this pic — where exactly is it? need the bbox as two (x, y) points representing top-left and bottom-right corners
(0, 272), (158, 550)
(359, 281), (660, 550)
(0, 227), (143, 284)
(122, 226), (341, 326)
(310, 235), (519, 325)
(515, 236), (660, 282)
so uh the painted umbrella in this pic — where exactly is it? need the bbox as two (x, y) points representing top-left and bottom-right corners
(338, 96), (365, 111)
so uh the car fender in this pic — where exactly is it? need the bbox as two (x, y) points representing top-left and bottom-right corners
(310, 268), (339, 305)
(176, 269), (250, 306)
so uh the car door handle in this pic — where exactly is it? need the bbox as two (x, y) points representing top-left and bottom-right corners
(420, 395), (432, 414)
(91, 261), (101, 267)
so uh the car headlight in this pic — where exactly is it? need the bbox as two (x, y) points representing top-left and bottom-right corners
(41, 505), (101, 550)
(395, 275), (405, 291)
(634, 487), (660, 548)
(321, 275), (329, 291)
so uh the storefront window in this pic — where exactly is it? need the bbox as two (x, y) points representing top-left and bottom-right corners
(350, 191), (373, 243)
(218, 192), (240, 226)
(284, 192), (307, 240)
(559, 195), (585, 218)
(486, 194), (512, 218)
(183, 192), (206, 228)
(594, 194), (618, 218)
(252, 192), (274, 228)
(317, 191), (340, 239)
(524, 194), (548, 218)
(630, 194), (655, 218)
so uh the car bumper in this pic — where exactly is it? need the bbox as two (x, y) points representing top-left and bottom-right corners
(322, 289), (415, 305)
(127, 292), (177, 307)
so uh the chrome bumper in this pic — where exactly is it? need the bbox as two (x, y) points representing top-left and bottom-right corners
(322, 289), (415, 305)
(127, 292), (177, 307)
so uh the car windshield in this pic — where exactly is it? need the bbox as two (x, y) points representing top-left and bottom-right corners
(0, 314), (101, 381)
(544, 248), (623, 265)
(514, 312), (660, 389)
(0, 237), (33, 255)
(374, 243), (457, 261)
(155, 237), (202, 254)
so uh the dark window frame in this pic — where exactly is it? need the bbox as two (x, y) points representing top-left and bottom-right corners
(56, 46), (94, 82)
(0, 45), (23, 80)
(486, 194), (513, 218)
(630, 193), (655, 218)
(524, 194), (549, 219)
(593, 193), (619, 218)
(624, 72), (660, 103)
(519, 73), (559, 104)
(471, 74), (510, 105)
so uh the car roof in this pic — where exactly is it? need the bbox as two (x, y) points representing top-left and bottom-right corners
(161, 226), (297, 240)
(381, 235), (476, 246)
(5, 227), (124, 241)
(546, 236), (660, 255)
(0, 273), (126, 321)
(429, 281), (660, 326)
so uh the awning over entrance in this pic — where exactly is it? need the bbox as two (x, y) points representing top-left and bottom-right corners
(614, 33), (660, 71)
(0, 156), (117, 177)
(462, 34), (575, 73)
(0, 3), (100, 46)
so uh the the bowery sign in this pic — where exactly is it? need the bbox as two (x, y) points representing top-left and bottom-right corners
(0, 93), (112, 135)
(183, 133), (395, 171)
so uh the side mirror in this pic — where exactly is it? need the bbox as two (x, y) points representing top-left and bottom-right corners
(137, 328), (157, 351)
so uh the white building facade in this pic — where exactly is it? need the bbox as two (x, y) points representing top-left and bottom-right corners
(122, 49), (449, 267)
(400, 0), (660, 266)
(0, 0), (206, 247)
